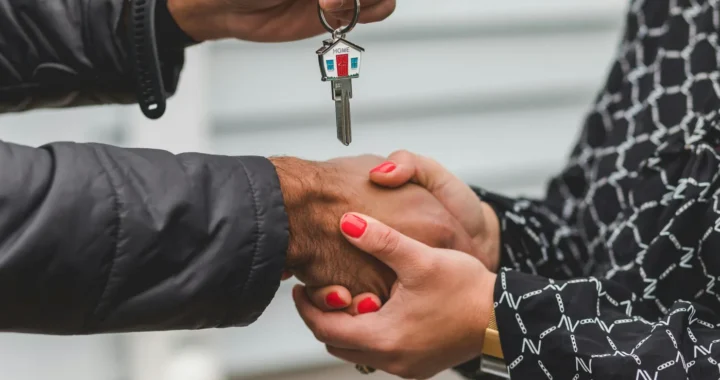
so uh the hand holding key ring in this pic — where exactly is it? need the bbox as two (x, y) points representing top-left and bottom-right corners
(318, 0), (361, 39)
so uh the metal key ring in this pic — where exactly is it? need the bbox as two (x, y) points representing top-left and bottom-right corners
(318, 0), (361, 37)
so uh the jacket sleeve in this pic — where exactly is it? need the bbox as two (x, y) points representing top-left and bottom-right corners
(0, 140), (288, 334)
(0, 0), (183, 112)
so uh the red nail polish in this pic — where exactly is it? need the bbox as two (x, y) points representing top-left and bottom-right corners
(326, 292), (346, 308)
(370, 162), (396, 174)
(357, 298), (379, 314)
(341, 214), (367, 238)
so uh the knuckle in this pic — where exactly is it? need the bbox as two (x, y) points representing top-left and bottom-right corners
(390, 149), (415, 164)
(429, 217), (456, 249)
(375, 228), (401, 255)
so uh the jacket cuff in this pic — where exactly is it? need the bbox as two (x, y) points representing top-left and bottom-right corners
(225, 156), (290, 326)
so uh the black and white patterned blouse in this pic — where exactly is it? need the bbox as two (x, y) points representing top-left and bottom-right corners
(459, 1), (720, 379)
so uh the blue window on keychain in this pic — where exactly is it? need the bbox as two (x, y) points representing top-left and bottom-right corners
(326, 60), (335, 71)
(351, 58), (359, 69)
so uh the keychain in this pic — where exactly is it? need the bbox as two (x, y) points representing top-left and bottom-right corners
(316, 0), (364, 146)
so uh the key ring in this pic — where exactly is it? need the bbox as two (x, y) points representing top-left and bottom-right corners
(318, 0), (361, 38)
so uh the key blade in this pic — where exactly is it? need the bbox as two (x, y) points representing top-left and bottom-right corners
(333, 79), (352, 146)
(336, 95), (352, 145)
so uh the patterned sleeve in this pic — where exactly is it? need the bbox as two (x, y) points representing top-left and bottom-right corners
(456, 132), (720, 379)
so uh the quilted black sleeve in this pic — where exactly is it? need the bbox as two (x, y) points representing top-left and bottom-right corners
(0, 0), (184, 112)
(0, 140), (288, 334)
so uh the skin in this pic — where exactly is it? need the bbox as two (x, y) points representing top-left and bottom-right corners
(295, 212), (497, 380)
(167, 0), (397, 42)
(271, 155), (479, 300)
(301, 151), (503, 378)
(306, 150), (501, 309)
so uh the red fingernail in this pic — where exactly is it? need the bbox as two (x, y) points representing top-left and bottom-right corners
(357, 298), (379, 314)
(370, 162), (396, 174)
(341, 214), (367, 238)
(326, 292), (346, 308)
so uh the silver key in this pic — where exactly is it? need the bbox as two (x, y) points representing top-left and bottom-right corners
(317, 0), (364, 146)
(332, 78), (353, 145)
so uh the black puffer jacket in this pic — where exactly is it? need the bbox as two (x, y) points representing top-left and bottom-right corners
(0, 0), (289, 334)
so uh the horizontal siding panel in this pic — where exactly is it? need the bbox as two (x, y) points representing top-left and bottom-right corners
(211, 105), (585, 198)
(208, 30), (620, 127)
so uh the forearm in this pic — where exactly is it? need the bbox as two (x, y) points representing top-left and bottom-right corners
(0, 140), (288, 334)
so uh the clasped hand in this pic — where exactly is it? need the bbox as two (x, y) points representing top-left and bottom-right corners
(288, 151), (501, 379)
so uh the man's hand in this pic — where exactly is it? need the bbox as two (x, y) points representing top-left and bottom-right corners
(270, 155), (475, 300)
(369, 150), (502, 272)
(167, 0), (396, 42)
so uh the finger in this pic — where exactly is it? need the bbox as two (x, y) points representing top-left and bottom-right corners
(292, 285), (377, 350)
(321, 0), (396, 24)
(306, 285), (352, 311)
(339, 213), (433, 276)
(348, 293), (382, 316)
(320, 0), (384, 11)
(372, 150), (485, 236)
(281, 270), (293, 281)
(369, 160), (413, 188)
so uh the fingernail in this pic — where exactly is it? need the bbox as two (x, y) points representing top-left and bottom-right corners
(341, 214), (367, 238)
(326, 292), (346, 308)
(357, 298), (379, 314)
(370, 162), (396, 174)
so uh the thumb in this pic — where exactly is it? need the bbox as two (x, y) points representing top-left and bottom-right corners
(339, 213), (432, 277)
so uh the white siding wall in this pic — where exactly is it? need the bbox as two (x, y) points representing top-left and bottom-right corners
(0, 1), (628, 379)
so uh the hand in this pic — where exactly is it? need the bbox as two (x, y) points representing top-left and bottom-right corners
(168, 0), (396, 42)
(271, 155), (476, 300)
(369, 150), (501, 272)
(294, 213), (496, 380)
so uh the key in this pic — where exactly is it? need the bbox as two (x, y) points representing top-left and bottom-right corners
(317, 36), (364, 145)
(316, 0), (365, 146)
(332, 78), (353, 145)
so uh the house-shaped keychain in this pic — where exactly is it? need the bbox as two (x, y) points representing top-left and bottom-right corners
(316, 38), (365, 81)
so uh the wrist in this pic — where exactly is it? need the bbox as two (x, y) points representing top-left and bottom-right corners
(270, 156), (343, 269)
(167, 0), (228, 41)
(157, 0), (199, 49)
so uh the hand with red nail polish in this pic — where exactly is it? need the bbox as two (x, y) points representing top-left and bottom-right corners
(294, 213), (496, 380)
(273, 155), (476, 301)
(369, 151), (502, 273)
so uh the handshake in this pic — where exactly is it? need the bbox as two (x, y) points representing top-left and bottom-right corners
(272, 150), (500, 299)
(273, 150), (502, 379)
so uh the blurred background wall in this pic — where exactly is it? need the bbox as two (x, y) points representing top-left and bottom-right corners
(0, 1), (627, 379)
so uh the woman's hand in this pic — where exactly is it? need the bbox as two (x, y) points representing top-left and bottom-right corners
(293, 213), (497, 380)
(168, 0), (396, 42)
(369, 150), (501, 272)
